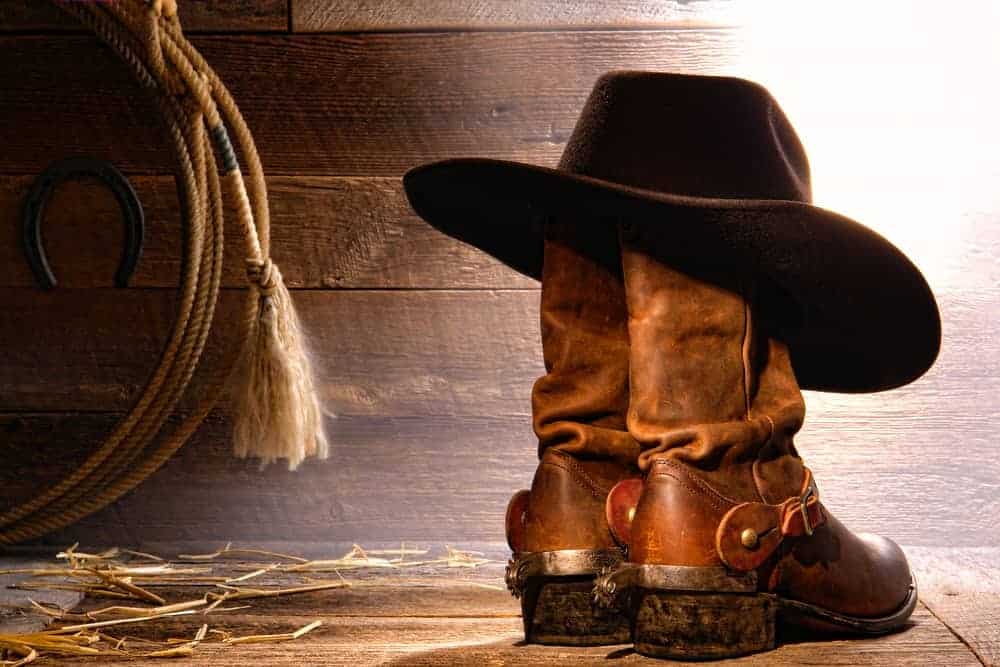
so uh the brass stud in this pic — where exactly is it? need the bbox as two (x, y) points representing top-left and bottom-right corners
(741, 528), (759, 550)
(626, 506), (636, 523)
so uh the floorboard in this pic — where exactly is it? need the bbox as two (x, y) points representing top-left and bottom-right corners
(912, 547), (1000, 667)
(0, 548), (994, 665)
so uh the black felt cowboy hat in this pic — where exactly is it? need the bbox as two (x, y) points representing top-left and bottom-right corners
(403, 71), (940, 393)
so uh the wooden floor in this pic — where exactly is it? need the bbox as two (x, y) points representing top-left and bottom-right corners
(1, 546), (997, 666)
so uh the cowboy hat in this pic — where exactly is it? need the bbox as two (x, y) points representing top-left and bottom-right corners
(403, 71), (940, 393)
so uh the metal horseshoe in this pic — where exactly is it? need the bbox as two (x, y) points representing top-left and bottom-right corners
(21, 157), (144, 289)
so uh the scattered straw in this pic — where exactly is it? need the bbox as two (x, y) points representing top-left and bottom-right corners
(3, 541), (495, 664)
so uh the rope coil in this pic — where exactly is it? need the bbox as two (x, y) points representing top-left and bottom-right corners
(0, 0), (328, 545)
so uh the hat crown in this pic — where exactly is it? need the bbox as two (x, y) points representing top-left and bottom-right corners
(557, 72), (812, 203)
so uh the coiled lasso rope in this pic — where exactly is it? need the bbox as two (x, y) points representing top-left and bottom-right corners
(0, 0), (328, 545)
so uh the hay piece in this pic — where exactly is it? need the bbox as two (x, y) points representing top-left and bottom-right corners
(91, 569), (166, 605)
(0, 631), (105, 661)
(121, 550), (165, 562)
(211, 580), (349, 602)
(145, 623), (208, 658)
(49, 609), (199, 634)
(0, 644), (37, 667)
(223, 620), (321, 645)
(225, 565), (278, 584)
(177, 543), (308, 563)
(56, 545), (120, 567)
(84, 598), (208, 620)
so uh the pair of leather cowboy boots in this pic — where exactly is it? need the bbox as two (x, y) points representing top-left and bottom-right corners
(404, 71), (939, 660)
(503, 219), (917, 658)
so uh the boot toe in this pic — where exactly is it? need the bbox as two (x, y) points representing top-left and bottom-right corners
(855, 532), (914, 617)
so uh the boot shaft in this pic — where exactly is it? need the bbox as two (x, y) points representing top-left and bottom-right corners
(532, 219), (639, 466)
(620, 221), (806, 503)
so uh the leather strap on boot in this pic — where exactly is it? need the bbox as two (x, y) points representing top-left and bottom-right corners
(715, 468), (824, 571)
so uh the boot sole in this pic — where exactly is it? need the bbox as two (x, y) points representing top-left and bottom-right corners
(595, 564), (918, 660)
(507, 548), (630, 645)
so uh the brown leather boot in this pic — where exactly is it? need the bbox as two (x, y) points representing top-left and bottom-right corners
(505, 219), (640, 645)
(594, 224), (917, 659)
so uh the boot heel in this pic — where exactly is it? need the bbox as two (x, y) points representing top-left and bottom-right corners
(507, 549), (628, 645)
(521, 575), (631, 645)
(633, 589), (775, 659)
(593, 563), (766, 659)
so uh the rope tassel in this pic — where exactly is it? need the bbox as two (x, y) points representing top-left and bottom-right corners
(234, 258), (329, 470)
(210, 113), (329, 470)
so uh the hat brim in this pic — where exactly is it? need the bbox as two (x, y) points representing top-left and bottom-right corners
(403, 158), (941, 393)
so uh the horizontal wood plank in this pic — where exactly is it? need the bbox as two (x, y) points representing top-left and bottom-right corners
(73, 580), (519, 620)
(1, 283), (996, 547)
(2, 412), (539, 547)
(292, 0), (736, 32)
(0, 0), (288, 33)
(0, 557), (82, 634)
(0, 31), (737, 175)
(4, 548), (989, 666)
(4, 373), (999, 550)
(2, 286), (994, 413)
(41, 602), (983, 666)
(0, 175), (532, 289)
(0, 289), (543, 415)
(378, 606), (978, 666)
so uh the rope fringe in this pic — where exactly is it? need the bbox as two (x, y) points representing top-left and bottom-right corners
(236, 259), (329, 469)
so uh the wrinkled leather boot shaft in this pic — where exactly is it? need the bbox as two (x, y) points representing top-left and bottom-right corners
(532, 220), (640, 468)
(518, 219), (639, 551)
(620, 220), (915, 623)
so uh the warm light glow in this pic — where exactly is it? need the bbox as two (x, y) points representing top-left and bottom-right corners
(726, 1), (1000, 290)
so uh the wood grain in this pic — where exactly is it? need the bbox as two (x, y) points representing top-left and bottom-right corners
(4, 373), (999, 551)
(0, 31), (738, 175)
(0, 557), (82, 634)
(913, 547), (1000, 667)
(292, 0), (737, 32)
(44, 595), (988, 666)
(72, 579), (520, 619)
(0, 175), (532, 289)
(0, 0), (288, 33)
(0, 289), (543, 415)
(385, 606), (979, 667)
(5, 549), (996, 666)
(1, 281), (997, 547)
(2, 285), (995, 411)
(1, 412), (538, 547)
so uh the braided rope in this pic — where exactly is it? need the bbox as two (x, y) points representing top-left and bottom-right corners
(0, 0), (326, 545)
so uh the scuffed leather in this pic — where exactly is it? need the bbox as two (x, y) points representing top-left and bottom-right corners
(621, 220), (914, 620)
(522, 449), (628, 552)
(532, 219), (640, 467)
(520, 219), (639, 553)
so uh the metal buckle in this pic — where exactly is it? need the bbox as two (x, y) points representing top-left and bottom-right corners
(799, 479), (818, 537)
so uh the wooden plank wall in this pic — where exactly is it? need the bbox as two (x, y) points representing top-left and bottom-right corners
(0, 1), (997, 552)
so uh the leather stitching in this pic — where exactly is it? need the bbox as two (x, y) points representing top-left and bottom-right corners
(542, 450), (612, 500)
(649, 459), (735, 512)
